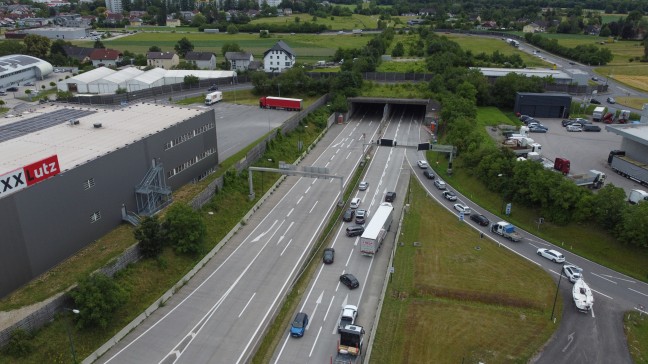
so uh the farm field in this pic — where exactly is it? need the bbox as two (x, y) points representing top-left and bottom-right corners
(249, 13), (382, 30)
(444, 33), (550, 67)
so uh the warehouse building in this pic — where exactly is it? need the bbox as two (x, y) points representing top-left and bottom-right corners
(476, 67), (573, 85)
(87, 67), (144, 94)
(0, 103), (218, 298)
(59, 66), (115, 93)
(514, 92), (572, 118)
(19, 27), (89, 40)
(0, 54), (53, 89)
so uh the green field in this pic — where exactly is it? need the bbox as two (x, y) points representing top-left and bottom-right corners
(249, 13), (381, 30)
(625, 311), (648, 363)
(444, 33), (552, 67)
(371, 178), (558, 363)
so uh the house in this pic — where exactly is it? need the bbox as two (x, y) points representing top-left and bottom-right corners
(62, 45), (94, 63)
(283, 8), (292, 16)
(585, 25), (601, 36)
(89, 48), (122, 67)
(248, 60), (262, 71)
(129, 16), (142, 27)
(147, 51), (179, 69)
(166, 17), (181, 27)
(179, 11), (195, 21)
(477, 20), (497, 30)
(225, 51), (254, 71)
(418, 8), (435, 16)
(263, 40), (296, 73)
(523, 21), (547, 33)
(184, 51), (216, 70)
(105, 13), (124, 25)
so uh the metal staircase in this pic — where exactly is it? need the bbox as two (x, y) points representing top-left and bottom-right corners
(134, 160), (172, 217)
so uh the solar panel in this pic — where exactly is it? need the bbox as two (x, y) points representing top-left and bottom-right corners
(0, 109), (97, 143)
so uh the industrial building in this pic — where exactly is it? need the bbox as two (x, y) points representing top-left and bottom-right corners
(19, 27), (89, 40)
(476, 67), (573, 85)
(605, 122), (648, 165)
(58, 67), (237, 94)
(0, 103), (218, 298)
(0, 54), (53, 89)
(514, 92), (572, 118)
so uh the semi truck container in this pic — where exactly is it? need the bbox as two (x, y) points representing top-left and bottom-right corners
(359, 202), (393, 256)
(566, 170), (606, 189)
(608, 150), (648, 186)
(205, 91), (222, 105)
(259, 96), (303, 111)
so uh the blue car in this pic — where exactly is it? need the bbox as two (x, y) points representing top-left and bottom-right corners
(290, 312), (309, 337)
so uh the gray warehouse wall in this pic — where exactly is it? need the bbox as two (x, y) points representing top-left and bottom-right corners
(620, 138), (648, 165)
(0, 109), (218, 298)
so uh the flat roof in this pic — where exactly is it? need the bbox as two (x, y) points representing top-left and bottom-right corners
(476, 67), (571, 80)
(0, 103), (205, 175)
(605, 123), (648, 146)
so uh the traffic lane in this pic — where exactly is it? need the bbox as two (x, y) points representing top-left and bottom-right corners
(533, 290), (632, 364)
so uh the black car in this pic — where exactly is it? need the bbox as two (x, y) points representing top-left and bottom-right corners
(590, 98), (601, 105)
(470, 214), (490, 226)
(583, 125), (601, 132)
(342, 209), (354, 222)
(339, 273), (360, 289)
(208, 84), (219, 91)
(346, 226), (364, 237)
(6, 86), (18, 92)
(385, 191), (396, 202)
(423, 170), (435, 179)
(323, 248), (335, 264)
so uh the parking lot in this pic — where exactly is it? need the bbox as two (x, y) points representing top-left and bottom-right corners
(529, 117), (643, 195)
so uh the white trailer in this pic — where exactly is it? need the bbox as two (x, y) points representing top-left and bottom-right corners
(628, 189), (648, 204)
(205, 91), (222, 105)
(359, 202), (393, 256)
(592, 106), (606, 121)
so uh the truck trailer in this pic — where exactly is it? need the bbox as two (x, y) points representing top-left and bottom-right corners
(608, 150), (648, 186)
(628, 189), (648, 204)
(491, 221), (522, 242)
(333, 324), (364, 364)
(359, 202), (393, 256)
(592, 106), (606, 121)
(259, 96), (303, 111)
(566, 170), (606, 189)
(205, 91), (223, 105)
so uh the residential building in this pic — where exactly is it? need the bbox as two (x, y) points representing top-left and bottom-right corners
(166, 17), (181, 27)
(90, 48), (122, 67)
(184, 52), (217, 70)
(106, 0), (123, 14)
(62, 45), (94, 63)
(523, 21), (547, 33)
(225, 51), (254, 71)
(147, 51), (179, 69)
(263, 40), (296, 73)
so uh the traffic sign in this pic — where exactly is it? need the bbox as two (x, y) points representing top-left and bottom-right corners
(505, 203), (512, 215)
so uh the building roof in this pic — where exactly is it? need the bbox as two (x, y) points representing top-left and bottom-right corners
(129, 67), (166, 85)
(62, 45), (94, 61)
(89, 48), (122, 61)
(96, 67), (144, 84)
(66, 66), (116, 84)
(248, 60), (262, 70)
(476, 67), (571, 80)
(264, 40), (295, 57)
(147, 51), (176, 60)
(184, 51), (215, 61)
(225, 52), (252, 61)
(605, 123), (648, 146)
(0, 103), (205, 176)
(0, 54), (52, 76)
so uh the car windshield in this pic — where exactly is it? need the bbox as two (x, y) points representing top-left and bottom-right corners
(293, 320), (304, 328)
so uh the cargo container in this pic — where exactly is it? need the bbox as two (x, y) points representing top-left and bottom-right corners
(259, 96), (303, 111)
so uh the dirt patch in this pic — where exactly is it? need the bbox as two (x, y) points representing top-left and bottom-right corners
(614, 75), (648, 93)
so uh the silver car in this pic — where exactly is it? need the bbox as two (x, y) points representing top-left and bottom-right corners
(537, 248), (565, 263)
(563, 264), (583, 283)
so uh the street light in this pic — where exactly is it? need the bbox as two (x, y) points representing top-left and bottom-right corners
(498, 173), (506, 214)
(550, 269), (564, 321)
(64, 308), (80, 363)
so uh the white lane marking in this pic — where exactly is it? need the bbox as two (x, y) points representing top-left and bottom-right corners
(325, 162), (330, 168)
(562, 332), (575, 352)
(273, 334), (292, 364)
(330, 155), (335, 161)
(346, 151), (352, 160)
(305, 186), (311, 194)
(309, 201), (318, 214)
(336, 148), (340, 154)
(323, 295), (335, 322)
(591, 307), (595, 318)
(354, 236), (359, 246)
(591, 288), (612, 299)
(251, 220), (278, 243)
(629, 288), (648, 297)
(238, 293), (256, 318)
(277, 221), (294, 245)
(307, 291), (324, 330)
(309, 326), (323, 357)
(600, 274), (636, 283)
(356, 256), (375, 307)
(311, 179), (316, 185)
(280, 238), (293, 256)
(297, 196), (304, 205)
(345, 250), (353, 266)
(300, 264), (326, 311)
(591, 272), (617, 284)
(286, 207), (294, 217)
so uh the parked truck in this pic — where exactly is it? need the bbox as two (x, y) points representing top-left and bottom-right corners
(605, 110), (631, 124)
(333, 324), (365, 364)
(205, 91), (222, 105)
(566, 170), (606, 189)
(259, 96), (303, 111)
(628, 189), (648, 204)
(592, 106), (606, 121)
(608, 150), (648, 186)
(503, 139), (542, 157)
(491, 221), (523, 242)
(360, 202), (393, 256)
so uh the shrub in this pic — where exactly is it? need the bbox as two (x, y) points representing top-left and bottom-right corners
(4, 329), (33, 357)
(70, 273), (128, 329)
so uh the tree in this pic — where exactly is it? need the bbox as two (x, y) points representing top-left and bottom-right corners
(589, 184), (627, 230)
(0, 41), (25, 57)
(618, 202), (648, 247)
(93, 39), (105, 49)
(183, 74), (199, 86)
(221, 42), (242, 57)
(49, 39), (71, 57)
(23, 34), (50, 59)
(162, 203), (206, 254)
(134, 215), (164, 258)
(391, 42), (404, 57)
(70, 273), (127, 329)
(227, 24), (239, 34)
(191, 13), (207, 27)
(149, 45), (162, 52)
(174, 37), (194, 58)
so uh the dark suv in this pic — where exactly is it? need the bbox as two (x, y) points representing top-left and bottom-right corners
(342, 209), (354, 222)
(339, 273), (360, 289)
(385, 191), (396, 202)
(423, 170), (435, 179)
(470, 214), (490, 226)
(346, 226), (364, 237)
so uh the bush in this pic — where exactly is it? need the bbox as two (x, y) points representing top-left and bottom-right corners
(70, 273), (127, 329)
(134, 215), (164, 258)
(162, 203), (206, 254)
(4, 329), (33, 357)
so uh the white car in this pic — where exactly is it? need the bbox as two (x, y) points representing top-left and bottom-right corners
(567, 125), (582, 132)
(338, 305), (358, 332)
(442, 191), (457, 201)
(537, 248), (565, 263)
(350, 197), (361, 209)
(563, 264), (583, 283)
(417, 160), (429, 169)
(453, 204), (471, 215)
(358, 181), (369, 191)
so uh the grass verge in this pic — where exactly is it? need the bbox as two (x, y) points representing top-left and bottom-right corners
(371, 178), (559, 363)
(625, 311), (648, 364)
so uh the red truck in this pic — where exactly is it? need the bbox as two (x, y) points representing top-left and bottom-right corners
(259, 96), (303, 111)
(554, 157), (570, 174)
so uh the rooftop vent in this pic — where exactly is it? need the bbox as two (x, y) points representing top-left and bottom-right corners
(69, 119), (80, 125)
(93, 123), (102, 128)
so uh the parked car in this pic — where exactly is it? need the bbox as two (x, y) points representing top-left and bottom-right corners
(346, 226), (364, 237)
(442, 191), (457, 201)
(343, 209), (354, 222)
(562, 264), (583, 283)
(339, 273), (360, 289)
(561, 119), (573, 127)
(567, 125), (583, 132)
(350, 197), (361, 209)
(358, 181), (369, 191)
(6, 86), (18, 92)
(607, 97), (616, 104)
(529, 126), (548, 133)
(572, 117), (591, 125)
(385, 191), (396, 202)
(423, 170), (435, 179)
(537, 248), (565, 263)
(519, 115), (532, 122)
(0, 91), (6, 96)
(583, 125), (601, 132)
(527, 122), (548, 130)
(355, 209), (367, 224)
(417, 160), (429, 169)
(434, 180), (447, 190)
(470, 214), (490, 226)
(24, 82), (35, 86)
(323, 248), (335, 264)
(591, 76), (599, 81)
(207, 84), (219, 91)
(290, 312), (309, 337)
(590, 98), (601, 105)
(453, 204), (472, 215)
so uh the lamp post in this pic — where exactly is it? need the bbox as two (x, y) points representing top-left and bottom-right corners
(64, 308), (80, 363)
(550, 269), (564, 321)
(498, 173), (506, 214)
